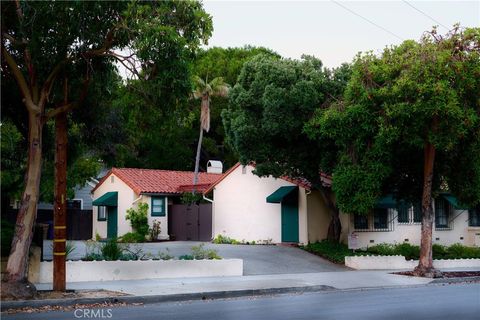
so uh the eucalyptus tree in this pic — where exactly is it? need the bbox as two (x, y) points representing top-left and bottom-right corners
(1, 0), (212, 298)
(309, 26), (480, 277)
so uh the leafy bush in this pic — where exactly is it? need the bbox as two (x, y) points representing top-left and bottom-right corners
(212, 234), (239, 244)
(126, 203), (149, 239)
(149, 220), (161, 241)
(179, 254), (194, 260)
(432, 244), (448, 258)
(366, 243), (396, 256)
(101, 238), (124, 261)
(302, 240), (353, 264)
(119, 232), (144, 243)
(444, 243), (480, 259)
(191, 243), (221, 260)
(1, 219), (14, 256)
(360, 243), (479, 260)
(157, 249), (174, 260)
(394, 243), (420, 260)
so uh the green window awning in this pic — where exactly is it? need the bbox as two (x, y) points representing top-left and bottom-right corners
(266, 186), (298, 203)
(376, 195), (397, 209)
(92, 192), (118, 207)
(441, 194), (469, 210)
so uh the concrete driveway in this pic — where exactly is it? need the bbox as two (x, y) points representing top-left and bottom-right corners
(42, 241), (346, 275)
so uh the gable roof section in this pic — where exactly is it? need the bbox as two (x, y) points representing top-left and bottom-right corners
(91, 167), (223, 195)
(204, 163), (325, 194)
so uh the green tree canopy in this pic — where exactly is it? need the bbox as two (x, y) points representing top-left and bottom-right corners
(222, 54), (351, 241)
(307, 26), (480, 275)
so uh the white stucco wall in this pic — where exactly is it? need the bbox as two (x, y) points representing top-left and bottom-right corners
(141, 195), (169, 240)
(343, 207), (479, 248)
(306, 190), (331, 243)
(92, 173), (136, 239)
(212, 165), (309, 244)
(298, 188), (308, 244)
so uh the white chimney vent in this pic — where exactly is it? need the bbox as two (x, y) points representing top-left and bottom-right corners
(207, 160), (223, 174)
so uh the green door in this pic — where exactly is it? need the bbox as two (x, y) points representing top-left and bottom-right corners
(107, 206), (118, 239)
(281, 202), (299, 242)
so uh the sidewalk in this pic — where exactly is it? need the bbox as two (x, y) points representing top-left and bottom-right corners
(34, 271), (433, 296)
(3, 269), (479, 311)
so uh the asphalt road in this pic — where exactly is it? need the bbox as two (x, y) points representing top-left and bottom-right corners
(4, 283), (480, 320)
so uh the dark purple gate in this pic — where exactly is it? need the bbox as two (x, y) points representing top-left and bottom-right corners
(169, 203), (212, 241)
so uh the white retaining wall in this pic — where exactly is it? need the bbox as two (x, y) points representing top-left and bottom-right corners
(32, 259), (243, 284)
(345, 255), (480, 270)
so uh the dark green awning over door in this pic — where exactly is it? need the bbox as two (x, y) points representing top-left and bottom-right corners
(266, 186), (298, 203)
(92, 191), (118, 206)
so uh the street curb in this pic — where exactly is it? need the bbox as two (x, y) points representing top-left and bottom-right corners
(1, 285), (335, 311)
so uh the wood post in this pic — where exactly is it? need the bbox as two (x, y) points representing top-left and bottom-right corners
(53, 81), (68, 291)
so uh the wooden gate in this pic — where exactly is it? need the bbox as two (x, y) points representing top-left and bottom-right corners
(169, 203), (212, 241)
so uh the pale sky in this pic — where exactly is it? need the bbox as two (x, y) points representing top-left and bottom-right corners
(203, 0), (480, 68)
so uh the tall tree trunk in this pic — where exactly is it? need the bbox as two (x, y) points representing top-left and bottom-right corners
(413, 142), (441, 278)
(53, 110), (67, 291)
(192, 124), (204, 195)
(319, 188), (342, 242)
(2, 111), (43, 299)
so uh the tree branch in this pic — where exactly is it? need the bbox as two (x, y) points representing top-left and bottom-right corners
(1, 45), (37, 112)
(38, 60), (67, 109)
(44, 75), (91, 120)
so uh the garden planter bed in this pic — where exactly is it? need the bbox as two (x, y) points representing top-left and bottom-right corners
(345, 255), (480, 270)
(394, 271), (480, 278)
(29, 259), (243, 284)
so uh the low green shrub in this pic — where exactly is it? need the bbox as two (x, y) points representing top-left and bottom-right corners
(157, 249), (174, 260)
(149, 220), (161, 241)
(126, 203), (149, 239)
(444, 243), (480, 259)
(361, 242), (479, 260)
(212, 234), (239, 244)
(392, 243), (420, 260)
(302, 240), (353, 264)
(432, 244), (448, 258)
(366, 243), (396, 256)
(179, 254), (194, 260)
(191, 244), (221, 260)
(119, 232), (145, 243)
(101, 238), (124, 261)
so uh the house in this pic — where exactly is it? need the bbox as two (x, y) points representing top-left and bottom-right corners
(91, 166), (222, 240)
(204, 162), (480, 248)
(345, 195), (480, 248)
(204, 163), (336, 245)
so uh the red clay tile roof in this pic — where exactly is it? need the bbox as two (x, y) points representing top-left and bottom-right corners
(204, 163), (332, 194)
(91, 168), (223, 195)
